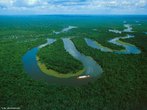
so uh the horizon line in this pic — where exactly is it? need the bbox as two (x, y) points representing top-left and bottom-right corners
(0, 14), (147, 16)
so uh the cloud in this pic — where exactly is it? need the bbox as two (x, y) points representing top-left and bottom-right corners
(0, 0), (147, 14)
(0, 0), (14, 8)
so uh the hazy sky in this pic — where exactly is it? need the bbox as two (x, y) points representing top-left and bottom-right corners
(0, 0), (147, 15)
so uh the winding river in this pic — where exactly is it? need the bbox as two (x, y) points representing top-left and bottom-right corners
(22, 25), (141, 85)
(53, 26), (77, 35)
(109, 35), (141, 54)
(85, 35), (141, 54)
(22, 38), (102, 85)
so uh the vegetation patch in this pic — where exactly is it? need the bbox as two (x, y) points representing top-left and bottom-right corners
(37, 39), (83, 74)
(37, 57), (85, 78)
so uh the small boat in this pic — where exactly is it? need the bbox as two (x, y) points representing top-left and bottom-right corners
(77, 75), (90, 79)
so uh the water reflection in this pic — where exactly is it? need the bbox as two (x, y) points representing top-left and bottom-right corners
(63, 38), (103, 77)
(85, 38), (113, 52)
(123, 24), (133, 32)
